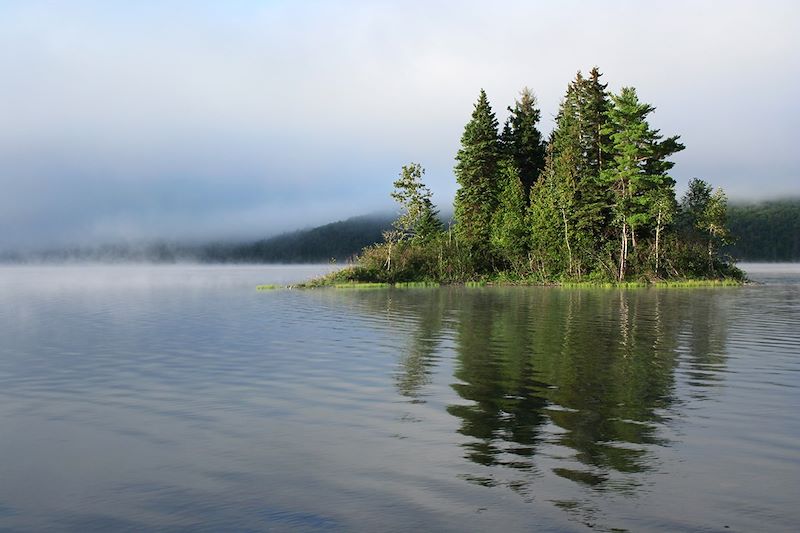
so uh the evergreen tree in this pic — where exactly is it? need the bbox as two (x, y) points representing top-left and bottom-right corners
(579, 67), (613, 177)
(529, 69), (613, 277)
(678, 178), (712, 238)
(454, 89), (502, 261)
(501, 88), (546, 201)
(678, 179), (731, 271)
(528, 148), (571, 278)
(490, 162), (529, 272)
(601, 87), (684, 280)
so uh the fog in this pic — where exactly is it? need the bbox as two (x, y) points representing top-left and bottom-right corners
(1, 1), (798, 251)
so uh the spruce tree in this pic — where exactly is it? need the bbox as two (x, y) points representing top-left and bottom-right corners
(529, 69), (612, 277)
(678, 179), (730, 271)
(454, 89), (502, 261)
(528, 148), (572, 278)
(490, 162), (529, 272)
(580, 67), (613, 176)
(601, 87), (684, 280)
(501, 88), (546, 201)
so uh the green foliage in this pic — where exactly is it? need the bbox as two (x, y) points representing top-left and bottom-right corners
(390, 163), (443, 244)
(726, 199), (800, 260)
(454, 89), (502, 258)
(557, 71), (616, 274)
(527, 153), (569, 279)
(501, 87), (546, 199)
(601, 86), (684, 280)
(334, 282), (391, 289)
(490, 163), (529, 273)
(677, 178), (712, 237)
(299, 68), (741, 288)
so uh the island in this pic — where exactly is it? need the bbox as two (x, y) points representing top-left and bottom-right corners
(300, 68), (744, 288)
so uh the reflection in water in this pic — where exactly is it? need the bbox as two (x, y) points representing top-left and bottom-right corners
(8, 266), (795, 532)
(392, 292), (448, 402)
(387, 287), (730, 516)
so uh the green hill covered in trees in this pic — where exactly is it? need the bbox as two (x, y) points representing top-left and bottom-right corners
(199, 214), (391, 263)
(314, 68), (746, 285)
(726, 200), (800, 261)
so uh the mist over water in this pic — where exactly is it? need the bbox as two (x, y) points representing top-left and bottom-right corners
(0, 264), (798, 531)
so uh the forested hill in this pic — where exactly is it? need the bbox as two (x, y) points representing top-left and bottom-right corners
(0, 214), (395, 264)
(726, 199), (800, 261)
(200, 214), (394, 263)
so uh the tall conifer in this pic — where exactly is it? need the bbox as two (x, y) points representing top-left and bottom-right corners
(490, 162), (529, 272)
(529, 69), (612, 277)
(454, 89), (502, 258)
(501, 88), (546, 201)
(601, 87), (684, 280)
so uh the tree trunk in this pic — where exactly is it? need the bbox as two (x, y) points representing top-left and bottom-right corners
(618, 222), (628, 281)
(562, 208), (573, 276)
(655, 207), (662, 274)
(708, 240), (714, 274)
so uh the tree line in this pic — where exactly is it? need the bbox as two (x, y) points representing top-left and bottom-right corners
(345, 68), (741, 283)
(725, 200), (800, 261)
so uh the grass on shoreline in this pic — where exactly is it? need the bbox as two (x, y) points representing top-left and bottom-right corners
(284, 266), (746, 290)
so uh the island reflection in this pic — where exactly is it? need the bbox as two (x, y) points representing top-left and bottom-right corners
(339, 286), (729, 498)
(316, 287), (728, 511)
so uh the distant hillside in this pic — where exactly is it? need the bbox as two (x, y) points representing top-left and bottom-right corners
(0, 214), (396, 264)
(726, 199), (800, 261)
(201, 214), (394, 263)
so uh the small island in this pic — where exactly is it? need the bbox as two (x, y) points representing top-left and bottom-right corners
(303, 68), (744, 288)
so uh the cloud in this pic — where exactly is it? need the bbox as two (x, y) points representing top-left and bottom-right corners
(1, 0), (798, 249)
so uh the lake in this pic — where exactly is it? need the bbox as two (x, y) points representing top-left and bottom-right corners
(0, 263), (798, 531)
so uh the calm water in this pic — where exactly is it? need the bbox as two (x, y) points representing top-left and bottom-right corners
(0, 264), (798, 532)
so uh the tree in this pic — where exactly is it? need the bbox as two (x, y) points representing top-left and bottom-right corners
(703, 188), (731, 266)
(601, 87), (684, 280)
(454, 89), (502, 261)
(390, 163), (442, 244)
(579, 67), (613, 177)
(529, 69), (613, 277)
(501, 88), (546, 201)
(527, 147), (570, 279)
(678, 178), (712, 238)
(490, 162), (529, 272)
(678, 179), (731, 271)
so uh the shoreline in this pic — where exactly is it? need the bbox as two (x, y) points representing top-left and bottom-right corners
(257, 267), (747, 290)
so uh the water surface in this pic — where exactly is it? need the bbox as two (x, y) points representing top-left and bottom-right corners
(1, 263), (798, 531)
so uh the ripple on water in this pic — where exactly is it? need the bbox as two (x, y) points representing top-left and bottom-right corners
(0, 264), (799, 531)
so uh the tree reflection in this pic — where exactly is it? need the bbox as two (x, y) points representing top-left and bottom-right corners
(443, 287), (728, 495)
(328, 285), (728, 501)
(392, 290), (449, 401)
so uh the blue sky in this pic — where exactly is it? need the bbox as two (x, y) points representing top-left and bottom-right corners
(1, 0), (798, 249)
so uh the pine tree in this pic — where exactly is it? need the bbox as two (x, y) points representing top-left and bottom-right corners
(529, 69), (612, 277)
(601, 87), (684, 280)
(528, 148), (571, 278)
(580, 67), (612, 177)
(490, 162), (529, 272)
(678, 179), (730, 271)
(678, 178), (712, 238)
(454, 89), (502, 261)
(501, 88), (546, 201)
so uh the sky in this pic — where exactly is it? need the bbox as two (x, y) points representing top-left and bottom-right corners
(1, 0), (798, 250)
